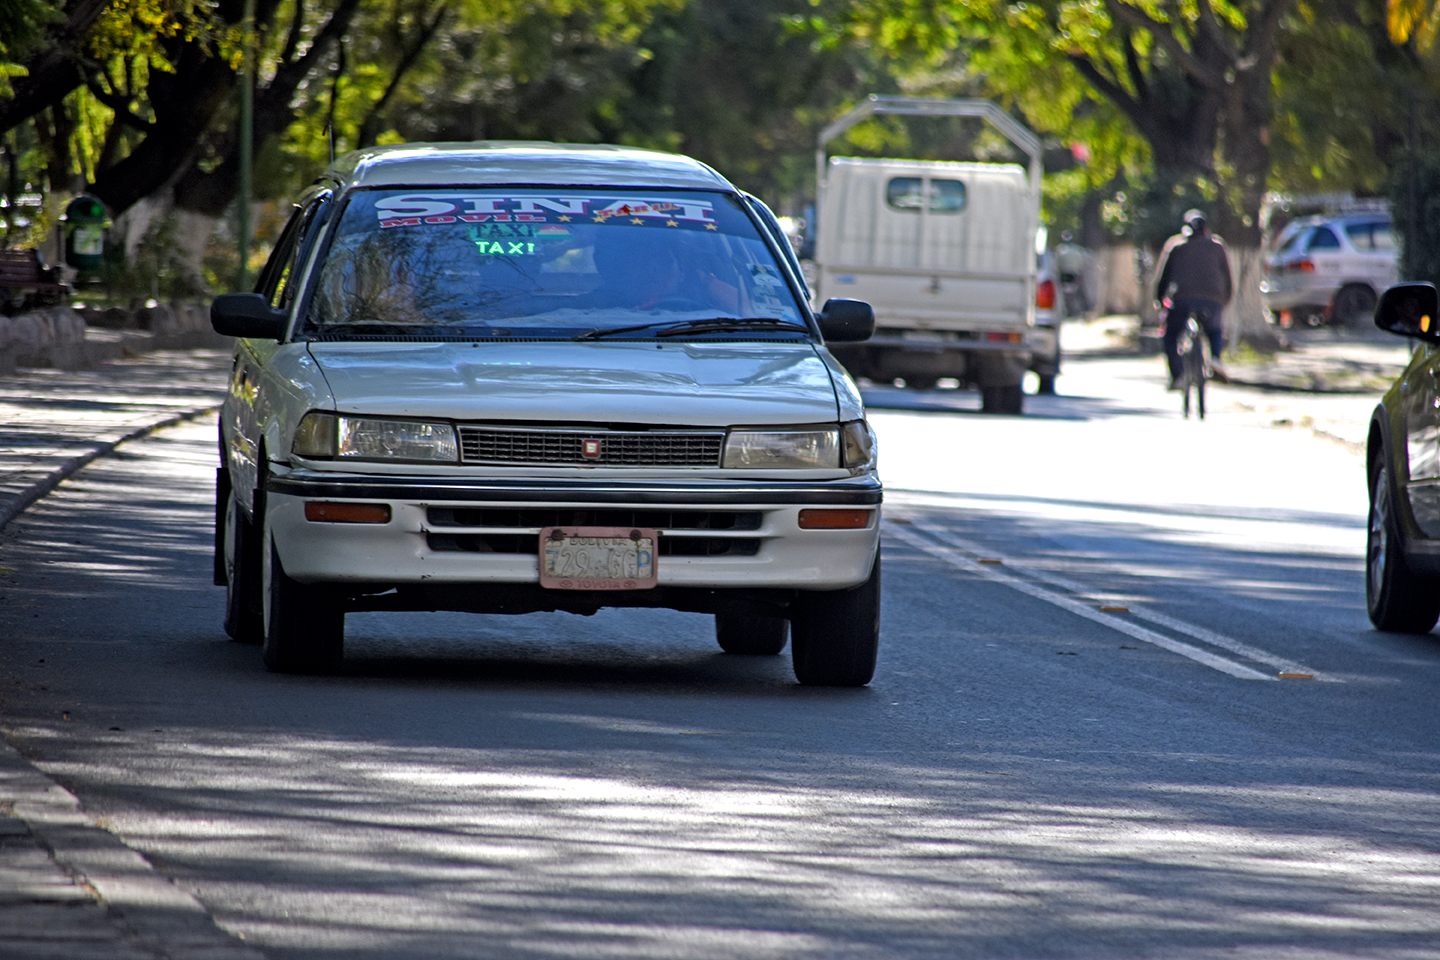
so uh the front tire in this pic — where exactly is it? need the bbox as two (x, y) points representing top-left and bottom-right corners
(789, 552), (880, 687)
(715, 612), (788, 655)
(1367, 462), (1440, 633)
(263, 539), (345, 673)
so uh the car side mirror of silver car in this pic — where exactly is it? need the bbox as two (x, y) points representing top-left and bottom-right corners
(211, 293), (288, 340)
(1375, 282), (1440, 343)
(817, 298), (875, 342)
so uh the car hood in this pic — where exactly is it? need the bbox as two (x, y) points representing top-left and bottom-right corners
(305, 340), (843, 426)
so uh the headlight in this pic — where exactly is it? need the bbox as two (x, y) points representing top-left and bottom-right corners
(841, 419), (877, 470)
(292, 412), (459, 462)
(723, 428), (841, 469)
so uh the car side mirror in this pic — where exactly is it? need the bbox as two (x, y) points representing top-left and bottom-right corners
(1375, 283), (1440, 343)
(816, 298), (875, 342)
(211, 293), (288, 340)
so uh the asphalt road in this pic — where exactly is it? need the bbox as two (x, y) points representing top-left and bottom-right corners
(2, 346), (1439, 959)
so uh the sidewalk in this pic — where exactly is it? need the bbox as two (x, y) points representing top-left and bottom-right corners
(0, 328), (1414, 957)
(0, 347), (259, 958)
(1064, 314), (1411, 448)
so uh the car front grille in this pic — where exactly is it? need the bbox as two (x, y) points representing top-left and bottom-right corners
(424, 506), (764, 557)
(457, 425), (724, 467)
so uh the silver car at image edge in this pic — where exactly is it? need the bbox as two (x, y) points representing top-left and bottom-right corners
(210, 141), (883, 686)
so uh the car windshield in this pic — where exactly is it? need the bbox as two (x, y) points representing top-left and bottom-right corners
(301, 188), (808, 339)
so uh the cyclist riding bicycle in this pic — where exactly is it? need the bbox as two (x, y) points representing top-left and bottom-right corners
(1155, 209), (1233, 389)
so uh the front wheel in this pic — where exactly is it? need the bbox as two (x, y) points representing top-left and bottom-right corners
(262, 539), (345, 673)
(715, 612), (789, 655)
(1366, 462), (1440, 633)
(789, 552), (880, 687)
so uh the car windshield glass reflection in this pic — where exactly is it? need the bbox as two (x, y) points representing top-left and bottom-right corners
(303, 189), (806, 339)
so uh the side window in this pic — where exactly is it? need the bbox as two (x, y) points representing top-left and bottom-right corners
(256, 195), (328, 308)
(886, 177), (967, 213)
(1274, 227), (1307, 256)
(1346, 221), (1394, 252)
(1307, 226), (1341, 250)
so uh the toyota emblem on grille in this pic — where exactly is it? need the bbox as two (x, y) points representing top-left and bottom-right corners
(581, 438), (603, 459)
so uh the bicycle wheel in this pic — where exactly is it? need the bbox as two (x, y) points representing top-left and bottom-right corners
(1179, 320), (1205, 420)
(1192, 332), (1207, 420)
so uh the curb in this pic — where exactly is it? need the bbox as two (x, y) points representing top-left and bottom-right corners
(1, 736), (264, 960)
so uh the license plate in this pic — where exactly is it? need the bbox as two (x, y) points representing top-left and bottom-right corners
(539, 526), (658, 590)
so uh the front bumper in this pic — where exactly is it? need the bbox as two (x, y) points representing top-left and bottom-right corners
(265, 472), (883, 592)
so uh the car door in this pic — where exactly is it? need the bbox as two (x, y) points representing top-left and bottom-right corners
(1402, 341), (1440, 538)
(1341, 218), (1399, 290)
(225, 189), (330, 513)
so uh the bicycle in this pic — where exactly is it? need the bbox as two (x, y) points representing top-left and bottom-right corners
(1175, 313), (1208, 420)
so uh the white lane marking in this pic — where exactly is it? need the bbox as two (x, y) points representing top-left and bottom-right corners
(887, 522), (1276, 681)
(905, 520), (1340, 683)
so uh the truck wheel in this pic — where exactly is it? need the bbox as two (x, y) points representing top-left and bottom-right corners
(1036, 374), (1057, 396)
(715, 612), (788, 655)
(1367, 462), (1440, 633)
(790, 553), (880, 687)
(981, 384), (1024, 415)
(221, 488), (263, 644)
(262, 539), (344, 673)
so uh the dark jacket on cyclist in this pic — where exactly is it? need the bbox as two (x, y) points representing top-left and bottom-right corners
(1155, 228), (1232, 306)
(1156, 215), (1231, 383)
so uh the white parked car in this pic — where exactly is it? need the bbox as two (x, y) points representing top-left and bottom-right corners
(1260, 212), (1398, 327)
(211, 141), (882, 685)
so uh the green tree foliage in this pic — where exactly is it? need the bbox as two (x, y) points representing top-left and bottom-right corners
(816, 0), (1304, 249)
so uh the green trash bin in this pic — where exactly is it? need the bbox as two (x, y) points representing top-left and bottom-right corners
(63, 195), (108, 272)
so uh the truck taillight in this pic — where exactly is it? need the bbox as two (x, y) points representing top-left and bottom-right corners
(1036, 279), (1056, 309)
(985, 331), (1024, 343)
(1293, 259), (1315, 273)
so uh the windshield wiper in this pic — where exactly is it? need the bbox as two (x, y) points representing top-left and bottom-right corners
(576, 318), (812, 341)
(655, 318), (813, 337)
(574, 321), (677, 341)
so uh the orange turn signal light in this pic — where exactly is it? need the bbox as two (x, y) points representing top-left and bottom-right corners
(798, 508), (873, 530)
(304, 501), (391, 524)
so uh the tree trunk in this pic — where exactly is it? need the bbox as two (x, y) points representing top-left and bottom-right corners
(1226, 244), (1283, 351)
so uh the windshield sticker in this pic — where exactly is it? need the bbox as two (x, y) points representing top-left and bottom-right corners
(376, 195), (718, 230)
(466, 227), (538, 256)
(462, 222), (570, 240)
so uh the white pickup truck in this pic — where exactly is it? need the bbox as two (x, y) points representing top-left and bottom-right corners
(811, 97), (1053, 414)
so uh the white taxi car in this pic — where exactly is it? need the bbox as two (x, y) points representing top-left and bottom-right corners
(211, 141), (882, 685)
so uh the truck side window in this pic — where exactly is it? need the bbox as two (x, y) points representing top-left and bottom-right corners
(886, 177), (967, 214)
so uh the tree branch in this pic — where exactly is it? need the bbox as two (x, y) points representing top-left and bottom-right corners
(82, 75), (156, 134)
(1103, 0), (1228, 91)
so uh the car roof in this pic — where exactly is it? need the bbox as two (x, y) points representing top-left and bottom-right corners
(1286, 211), (1390, 230)
(322, 141), (735, 192)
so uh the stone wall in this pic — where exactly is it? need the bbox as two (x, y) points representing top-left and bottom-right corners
(0, 301), (227, 375)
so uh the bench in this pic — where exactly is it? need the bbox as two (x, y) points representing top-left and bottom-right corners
(0, 248), (69, 313)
